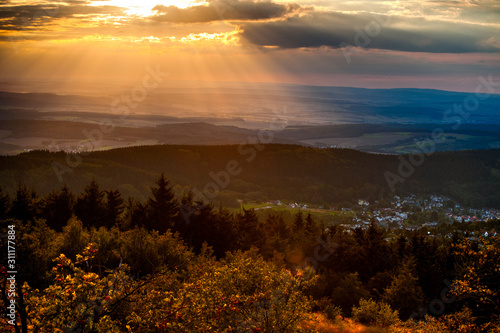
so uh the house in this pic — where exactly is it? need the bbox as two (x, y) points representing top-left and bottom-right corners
(403, 199), (418, 207)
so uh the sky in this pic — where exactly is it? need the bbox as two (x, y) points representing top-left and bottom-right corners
(0, 0), (500, 92)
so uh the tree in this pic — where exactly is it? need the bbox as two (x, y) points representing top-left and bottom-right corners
(74, 179), (106, 227)
(382, 257), (425, 319)
(368, 271), (393, 299)
(57, 217), (90, 261)
(43, 185), (74, 231)
(120, 226), (194, 277)
(9, 185), (41, 223)
(323, 225), (364, 274)
(267, 214), (290, 240)
(293, 211), (304, 233)
(356, 222), (393, 281)
(394, 235), (408, 261)
(304, 212), (320, 238)
(236, 208), (263, 250)
(331, 272), (370, 316)
(91, 226), (123, 274)
(25, 244), (146, 332)
(127, 248), (315, 332)
(407, 233), (447, 299)
(452, 236), (500, 324)
(211, 206), (238, 256)
(0, 187), (10, 220)
(352, 298), (399, 328)
(261, 214), (291, 258)
(0, 219), (59, 333)
(104, 190), (124, 227)
(123, 198), (147, 230)
(146, 173), (178, 233)
(178, 199), (237, 257)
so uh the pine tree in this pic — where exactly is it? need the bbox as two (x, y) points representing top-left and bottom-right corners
(175, 191), (236, 256)
(146, 173), (178, 233)
(105, 189), (124, 227)
(395, 235), (407, 261)
(74, 179), (105, 227)
(304, 212), (320, 236)
(177, 190), (197, 233)
(382, 257), (425, 319)
(362, 221), (393, 280)
(58, 185), (75, 223)
(262, 214), (290, 258)
(212, 206), (237, 256)
(0, 187), (10, 219)
(43, 185), (74, 231)
(266, 214), (290, 239)
(10, 185), (40, 222)
(236, 208), (262, 250)
(293, 211), (304, 234)
(128, 198), (148, 229)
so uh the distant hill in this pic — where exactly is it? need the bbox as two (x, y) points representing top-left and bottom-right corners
(0, 119), (298, 155)
(1, 116), (500, 155)
(1, 85), (500, 154)
(1, 144), (499, 208)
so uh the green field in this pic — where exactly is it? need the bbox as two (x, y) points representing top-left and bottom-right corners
(237, 203), (350, 226)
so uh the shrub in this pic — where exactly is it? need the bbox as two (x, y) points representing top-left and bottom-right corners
(352, 298), (399, 328)
(324, 304), (343, 322)
(332, 272), (370, 316)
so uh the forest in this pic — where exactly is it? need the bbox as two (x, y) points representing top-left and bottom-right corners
(1, 175), (499, 332)
(1, 144), (500, 209)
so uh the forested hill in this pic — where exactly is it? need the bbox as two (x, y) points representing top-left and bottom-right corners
(1, 144), (499, 208)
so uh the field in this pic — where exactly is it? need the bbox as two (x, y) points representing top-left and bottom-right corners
(238, 202), (355, 226)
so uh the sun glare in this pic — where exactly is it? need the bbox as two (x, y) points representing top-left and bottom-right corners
(90, 0), (197, 16)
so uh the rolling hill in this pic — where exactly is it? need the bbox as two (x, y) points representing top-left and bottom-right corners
(0, 144), (499, 208)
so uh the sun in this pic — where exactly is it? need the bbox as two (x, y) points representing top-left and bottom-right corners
(90, 0), (197, 16)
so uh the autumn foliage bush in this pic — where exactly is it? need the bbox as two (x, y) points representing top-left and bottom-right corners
(21, 243), (315, 332)
(352, 298), (400, 328)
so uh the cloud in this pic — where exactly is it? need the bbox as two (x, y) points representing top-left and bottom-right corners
(0, 3), (125, 31)
(150, 0), (303, 23)
(239, 11), (500, 53)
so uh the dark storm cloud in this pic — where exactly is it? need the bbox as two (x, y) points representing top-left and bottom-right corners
(239, 11), (500, 53)
(151, 0), (303, 23)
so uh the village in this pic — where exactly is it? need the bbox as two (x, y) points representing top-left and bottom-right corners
(264, 194), (500, 235)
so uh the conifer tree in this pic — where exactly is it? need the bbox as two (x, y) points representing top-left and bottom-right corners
(266, 214), (290, 239)
(0, 187), (10, 220)
(43, 185), (74, 231)
(211, 206), (237, 256)
(382, 257), (425, 319)
(362, 222), (393, 279)
(236, 208), (262, 250)
(74, 179), (105, 227)
(105, 189), (124, 227)
(129, 198), (148, 229)
(304, 212), (320, 236)
(293, 210), (304, 233)
(146, 173), (178, 233)
(10, 185), (40, 222)
(262, 214), (290, 258)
